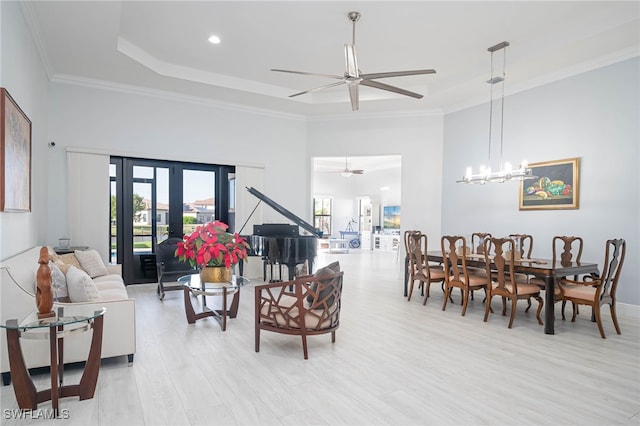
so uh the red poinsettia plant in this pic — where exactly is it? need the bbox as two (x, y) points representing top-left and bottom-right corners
(175, 221), (249, 269)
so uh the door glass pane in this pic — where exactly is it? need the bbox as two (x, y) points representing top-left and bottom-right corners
(155, 167), (169, 244)
(183, 169), (216, 235)
(109, 164), (117, 264)
(132, 181), (153, 254)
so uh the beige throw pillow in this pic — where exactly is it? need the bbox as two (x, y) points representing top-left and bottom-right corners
(66, 266), (102, 302)
(52, 253), (82, 270)
(75, 249), (108, 278)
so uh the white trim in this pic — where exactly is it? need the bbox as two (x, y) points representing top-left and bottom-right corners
(19, 1), (55, 79)
(50, 74), (306, 122)
(65, 146), (265, 170)
(445, 47), (640, 114)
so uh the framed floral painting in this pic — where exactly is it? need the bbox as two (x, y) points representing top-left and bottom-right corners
(519, 158), (580, 210)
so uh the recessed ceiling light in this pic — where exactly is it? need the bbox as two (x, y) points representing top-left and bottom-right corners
(208, 35), (221, 45)
(380, 186), (390, 191)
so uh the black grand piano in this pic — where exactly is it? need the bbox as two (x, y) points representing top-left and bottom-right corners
(239, 187), (321, 281)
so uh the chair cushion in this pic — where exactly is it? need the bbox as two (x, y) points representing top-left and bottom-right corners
(491, 282), (540, 296)
(561, 284), (596, 300)
(260, 294), (335, 329)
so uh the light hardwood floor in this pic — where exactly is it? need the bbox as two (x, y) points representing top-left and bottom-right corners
(2, 250), (639, 425)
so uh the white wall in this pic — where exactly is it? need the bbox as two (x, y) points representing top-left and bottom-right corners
(46, 83), (308, 245)
(312, 156), (401, 237)
(442, 58), (640, 306)
(0, 1), (50, 260)
(307, 113), (444, 250)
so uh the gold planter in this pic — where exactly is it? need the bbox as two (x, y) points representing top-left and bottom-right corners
(200, 266), (232, 283)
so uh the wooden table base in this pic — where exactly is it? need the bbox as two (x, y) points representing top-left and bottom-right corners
(184, 285), (240, 331)
(5, 314), (104, 416)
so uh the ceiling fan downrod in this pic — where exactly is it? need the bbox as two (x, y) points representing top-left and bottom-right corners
(348, 11), (361, 45)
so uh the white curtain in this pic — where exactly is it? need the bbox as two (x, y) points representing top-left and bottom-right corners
(66, 150), (110, 262)
(234, 165), (264, 278)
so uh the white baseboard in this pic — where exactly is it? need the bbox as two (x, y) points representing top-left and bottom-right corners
(616, 302), (640, 319)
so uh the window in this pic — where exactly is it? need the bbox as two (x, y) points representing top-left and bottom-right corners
(313, 197), (332, 237)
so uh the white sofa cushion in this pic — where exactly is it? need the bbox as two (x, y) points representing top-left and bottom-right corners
(93, 275), (129, 300)
(75, 249), (108, 278)
(66, 266), (102, 302)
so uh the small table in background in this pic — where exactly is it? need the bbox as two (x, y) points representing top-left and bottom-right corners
(52, 246), (90, 255)
(179, 274), (250, 331)
(1, 306), (106, 416)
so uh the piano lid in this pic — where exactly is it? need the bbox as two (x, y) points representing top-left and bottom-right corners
(245, 187), (321, 237)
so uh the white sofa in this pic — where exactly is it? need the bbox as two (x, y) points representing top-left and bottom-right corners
(0, 247), (136, 385)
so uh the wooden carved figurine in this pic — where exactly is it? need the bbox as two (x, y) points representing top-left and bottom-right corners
(36, 246), (55, 318)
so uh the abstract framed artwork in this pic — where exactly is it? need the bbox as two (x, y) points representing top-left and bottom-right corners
(1, 88), (32, 212)
(519, 157), (579, 210)
(383, 205), (400, 229)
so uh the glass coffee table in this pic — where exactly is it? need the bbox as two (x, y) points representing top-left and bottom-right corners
(0, 306), (106, 416)
(179, 274), (249, 331)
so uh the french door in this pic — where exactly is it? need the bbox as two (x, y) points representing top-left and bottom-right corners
(110, 157), (235, 284)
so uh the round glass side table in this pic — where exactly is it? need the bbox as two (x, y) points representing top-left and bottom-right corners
(0, 306), (106, 416)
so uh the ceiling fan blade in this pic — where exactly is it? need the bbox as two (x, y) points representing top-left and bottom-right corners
(360, 79), (423, 99)
(288, 80), (346, 98)
(271, 69), (343, 80)
(360, 69), (436, 80)
(344, 44), (359, 78)
(347, 81), (360, 111)
(352, 170), (364, 174)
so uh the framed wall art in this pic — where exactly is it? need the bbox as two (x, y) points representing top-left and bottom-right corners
(1, 88), (32, 212)
(519, 157), (579, 210)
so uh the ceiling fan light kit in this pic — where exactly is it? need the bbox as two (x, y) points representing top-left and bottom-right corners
(458, 41), (536, 184)
(272, 11), (436, 111)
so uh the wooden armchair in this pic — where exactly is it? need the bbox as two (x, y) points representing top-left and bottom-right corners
(557, 239), (626, 338)
(254, 265), (344, 359)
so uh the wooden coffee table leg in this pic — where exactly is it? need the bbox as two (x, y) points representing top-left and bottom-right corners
(228, 288), (241, 318)
(184, 286), (197, 324)
(221, 287), (227, 331)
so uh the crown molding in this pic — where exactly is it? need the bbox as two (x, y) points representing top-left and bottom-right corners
(50, 73), (307, 122)
(444, 47), (639, 115)
(19, 1), (55, 79)
(306, 108), (443, 123)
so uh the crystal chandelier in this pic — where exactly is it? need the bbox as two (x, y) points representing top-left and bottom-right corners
(458, 41), (536, 184)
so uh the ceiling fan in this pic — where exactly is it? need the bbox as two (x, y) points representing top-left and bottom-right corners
(271, 11), (436, 111)
(323, 157), (364, 177)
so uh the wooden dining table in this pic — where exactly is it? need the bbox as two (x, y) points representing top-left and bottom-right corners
(410, 251), (600, 335)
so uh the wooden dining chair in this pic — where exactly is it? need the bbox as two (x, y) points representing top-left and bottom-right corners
(404, 230), (423, 299)
(406, 233), (445, 304)
(530, 235), (583, 286)
(471, 232), (492, 254)
(557, 239), (626, 338)
(508, 234), (533, 259)
(482, 237), (544, 328)
(441, 236), (490, 316)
